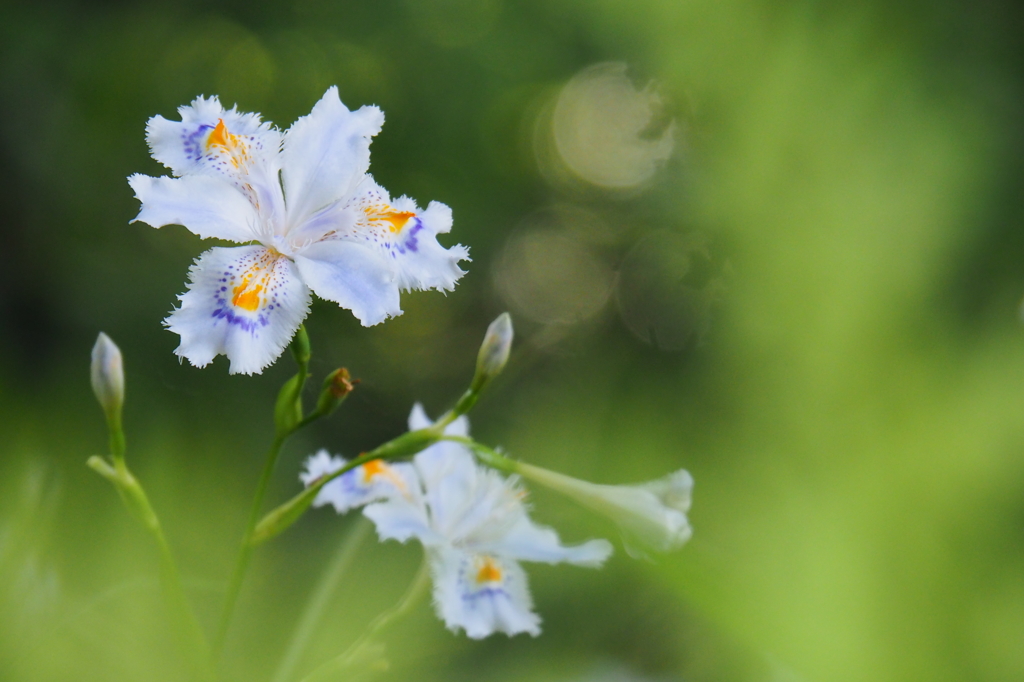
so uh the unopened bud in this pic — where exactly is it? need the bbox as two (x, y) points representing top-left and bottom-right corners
(515, 462), (693, 558)
(291, 325), (311, 366)
(316, 368), (357, 416)
(472, 313), (513, 392)
(91, 332), (124, 421)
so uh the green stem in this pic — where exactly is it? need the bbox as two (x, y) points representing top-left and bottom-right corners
(434, 386), (479, 430)
(107, 409), (126, 465)
(250, 427), (443, 545)
(213, 327), (316, 664)
(91, 374), (214, 679)
(154, 520), (217, 682)
(440, 435), (518, 474)
(300, 558), (432, 682)
(271, 518), (372, 682)
(212, 431), (286, 661)
(88, 455), (214, 680)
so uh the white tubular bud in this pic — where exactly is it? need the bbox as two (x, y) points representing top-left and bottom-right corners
(515, 462), (693, 556)
(91, 332), (124, 420)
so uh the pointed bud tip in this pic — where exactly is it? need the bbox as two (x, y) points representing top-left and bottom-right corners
(91, 332), (124, 417)
(476, 313), (514, 382)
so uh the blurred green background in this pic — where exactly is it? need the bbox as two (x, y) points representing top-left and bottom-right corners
(2, 0), (1024, 680)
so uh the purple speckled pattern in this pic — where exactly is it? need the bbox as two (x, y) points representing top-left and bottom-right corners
(182, 124), (214, 163)
(178, 120), (265, 196)
(341, 180), (430, 262)
(208, 252), (289, 336)
(397, 217), (423, 254)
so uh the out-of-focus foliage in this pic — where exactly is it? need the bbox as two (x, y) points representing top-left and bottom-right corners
(2, 0), (1023, 681)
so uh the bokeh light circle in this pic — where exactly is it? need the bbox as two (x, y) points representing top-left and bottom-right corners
(551, 62), (675, 190)
(494, 211), (614, 325)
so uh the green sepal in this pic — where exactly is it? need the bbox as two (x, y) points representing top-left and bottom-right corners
(274, 374), (304, 436)
(315, 368), (356, 418)
(250, 482), (321, 545)
(370, 428), (441, 461)
(291, 325), (311, 366)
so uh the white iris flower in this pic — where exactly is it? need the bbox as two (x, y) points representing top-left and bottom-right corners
(301, 405), (613, 639)
(129, 87), (469, 374)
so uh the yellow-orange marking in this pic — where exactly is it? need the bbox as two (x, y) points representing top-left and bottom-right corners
(475, 556), (503, 584)
(361, 459), (406, 491)
(231, 279), (263, 311)
(206, 119), (235, 150)
(366, 206), (416, 233)
(205, 119), (250, 169)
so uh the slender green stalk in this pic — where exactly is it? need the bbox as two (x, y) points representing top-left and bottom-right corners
(271, 518), (373, 682)
(250, 428), (443, 545)
(252, 317), (514, 546)
(213, 326), (315, 663)
(107, 409), (126, 465)
(211, 432), (287, 660)
(440, 435), (518, 474)
(299, 558), (432, 682)
(153, 519), (217, 681)
(89, 407), (215, 681)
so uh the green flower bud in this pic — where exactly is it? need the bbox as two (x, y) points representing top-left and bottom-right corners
(291, 325), (311, 367)
(274, 374), (304, 436)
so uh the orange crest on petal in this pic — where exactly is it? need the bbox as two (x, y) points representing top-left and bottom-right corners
(474, 556), (503, 585)
(231, 281), (264, 311)
(365, 205), (416, 233)
(361, 459), (406, 491)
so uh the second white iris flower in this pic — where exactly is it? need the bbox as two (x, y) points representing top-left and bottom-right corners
(301, 405), (614, 639)
(130, 87), (469, 374)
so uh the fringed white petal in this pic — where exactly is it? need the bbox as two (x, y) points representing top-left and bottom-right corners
(281, 87), (383, 229)
(431, 548), (540, 639)
(390, 197), (469, 292)
(337, 176), (469, 292)
(164, 245), (311, 375)
(485, 516), (613, 567)
(144, 96), (285, 228)
(413, 441), (488, 540)
(145, 95), (281, 177)
(359, 403), (614, 638)
(292, 240), (400, 326)
(363, 484), (439, 546)
(128, 174), (259, 243)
